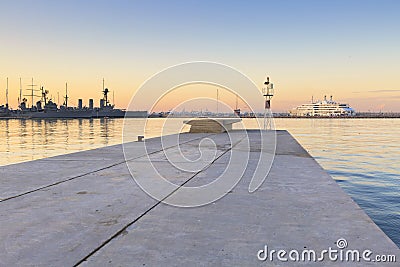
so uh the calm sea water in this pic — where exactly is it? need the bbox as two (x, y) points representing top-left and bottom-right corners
(0, 118), (399, 247)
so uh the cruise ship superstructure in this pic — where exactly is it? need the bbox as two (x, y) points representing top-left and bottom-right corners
(289, 96), (356, 117)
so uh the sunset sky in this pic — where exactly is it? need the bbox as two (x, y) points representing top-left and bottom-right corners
(1, 0), (399, 112)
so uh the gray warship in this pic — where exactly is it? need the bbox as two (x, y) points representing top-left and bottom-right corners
(13, 80), (147, 119)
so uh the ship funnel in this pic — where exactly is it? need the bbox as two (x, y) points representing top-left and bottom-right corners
(100, 99), (105, 108)
(89, 99), (94, 109)
(78, 99), (83, 109)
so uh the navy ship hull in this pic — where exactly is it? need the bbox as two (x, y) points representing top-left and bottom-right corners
(16, 110), (93, 119)
(12, 109), (148, 119)
(91, 109), (125, 118)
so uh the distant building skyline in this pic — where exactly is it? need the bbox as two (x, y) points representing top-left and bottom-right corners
(0, 0), (399, 112)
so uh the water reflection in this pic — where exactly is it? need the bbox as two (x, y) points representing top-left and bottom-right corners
(0, 119), (117, 165)
(242, 118), (400, 247)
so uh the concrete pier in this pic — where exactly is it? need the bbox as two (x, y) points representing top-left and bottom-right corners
(183, 118), (241, 133)
(0, 130), (398, 266)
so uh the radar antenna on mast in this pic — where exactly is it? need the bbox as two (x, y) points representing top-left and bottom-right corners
(64, 82), (69, 108)
(102, 78), (110, 106)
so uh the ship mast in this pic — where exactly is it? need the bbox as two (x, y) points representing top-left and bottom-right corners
(102, 78), (109, 106)
(6, 77), (8, 109)
(233, 93), (240, 117)
(31, 78), (34, 108)
(40, 86), (48, 105)
(64, 82), (69, 108)
(19, 78), (22, 106)
(24, 77), (39, 109)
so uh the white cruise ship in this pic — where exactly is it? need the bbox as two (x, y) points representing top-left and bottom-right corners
(289, 96), (356, 117)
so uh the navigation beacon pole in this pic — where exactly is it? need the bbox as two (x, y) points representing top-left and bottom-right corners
(262, 76), (274, 130)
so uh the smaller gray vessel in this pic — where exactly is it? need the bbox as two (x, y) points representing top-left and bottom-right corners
(92, 86), (125, 118)
(91, 80), (147, 118)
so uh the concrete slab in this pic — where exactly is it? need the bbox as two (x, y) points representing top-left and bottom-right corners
(0, 133), (210, 201)
(0, 130), (398, 266)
